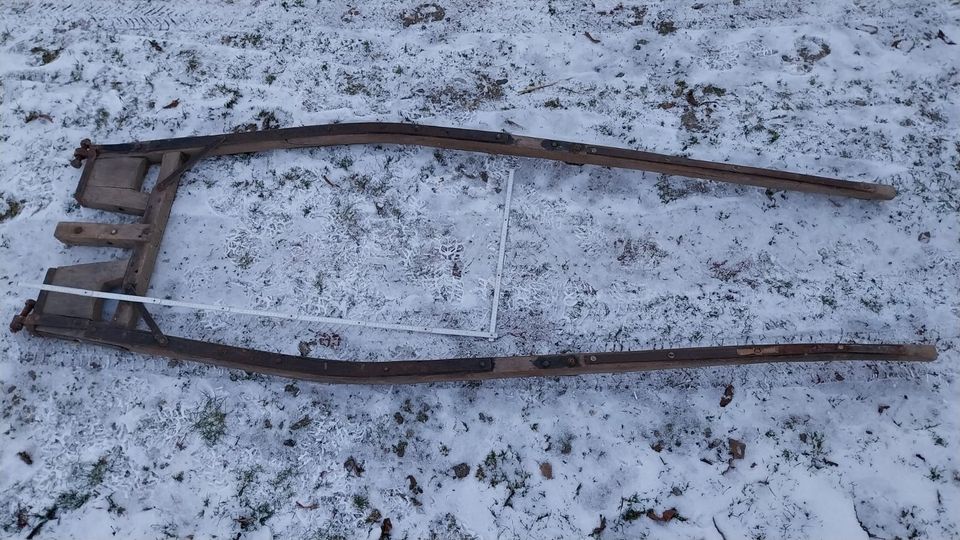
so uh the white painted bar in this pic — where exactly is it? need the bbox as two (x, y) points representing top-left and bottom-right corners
(488, 168), (515, 336)
(19, 283), (497, 339)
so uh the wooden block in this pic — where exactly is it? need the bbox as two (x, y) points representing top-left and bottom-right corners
(35, 259), (129, 320)
(55, 222), (152, 248)
(76, 186), (150, 215)
(87, 157), (148, 189)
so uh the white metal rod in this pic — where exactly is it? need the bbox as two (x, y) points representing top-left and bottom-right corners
(488, 168), (515, 335)
(19, 283), (496, 339)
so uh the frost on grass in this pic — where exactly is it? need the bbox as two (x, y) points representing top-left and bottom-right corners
(193, 396), (227, 446)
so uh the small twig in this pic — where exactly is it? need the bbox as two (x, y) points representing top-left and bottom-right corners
(296, 501), (319, 510)
(584, 31), (601, 43)
(713, 517), (729, 540)
(852, 504), (881, 539)
(518, 78), (570, 95)
(558, 85), (595, 95)
(323, 175), (340, 188)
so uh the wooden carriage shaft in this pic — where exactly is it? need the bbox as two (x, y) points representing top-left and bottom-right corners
(10, 121), (932, 386)
(80, 122), (895, 200)
(23, 316), (940, 384)
(61, 122), (897, 327)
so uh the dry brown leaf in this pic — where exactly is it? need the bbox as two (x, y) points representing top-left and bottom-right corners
(728, 438), (746, 460)
(646, 508), (678, 522)
(720, 384), (734, 407)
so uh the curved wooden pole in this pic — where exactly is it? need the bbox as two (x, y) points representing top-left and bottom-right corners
(25, 315), (937, 385)
(77, 122), (895, 200)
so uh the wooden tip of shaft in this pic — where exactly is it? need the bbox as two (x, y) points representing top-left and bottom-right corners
(872, 183), (897, 200)
(903, 344), (938, 361)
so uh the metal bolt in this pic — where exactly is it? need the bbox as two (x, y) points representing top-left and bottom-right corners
(588, 147), (597, 154)
(589, 355), (597, 363)
(110, 228), (118, 235)
(383, 366), (390, 372)
(667, 352), (676, 359)
(479, 360), (487, 368)
(542, 359), (551, 367)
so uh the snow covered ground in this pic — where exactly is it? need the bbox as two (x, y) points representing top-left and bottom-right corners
(1, 0), (958, 538)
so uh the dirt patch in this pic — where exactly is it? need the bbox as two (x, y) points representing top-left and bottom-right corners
(0, 196), (24, 223)
(427, 73), (504, 111)
(783, 36), (832, 72)
(401, 3), (445, 27)
(655, 20), (676, 35)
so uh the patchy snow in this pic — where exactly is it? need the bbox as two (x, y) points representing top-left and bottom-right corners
(1, 0), (959, 538)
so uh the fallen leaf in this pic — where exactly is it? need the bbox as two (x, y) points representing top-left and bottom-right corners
(590, 515), (607, 538)
(539, 462), (553, 479)
(728, 438), (746, 460)
(163, 99), (180, 109)
(24, 112), (53, 123)
(452, 463), (470, 479)
(344, 456), (364, 477)
(646, 508), (678, 522)
(658, 101), (676, 109)
(149, 39), (164, 52)
(379, 518), (393, 540)
(407, 475), (423, 494)
(719, 384), (734, 407)
(342, 7), (360, 22)
(937, 30), (956, 45)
